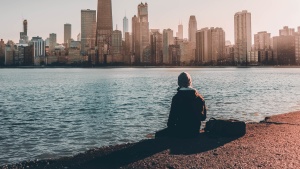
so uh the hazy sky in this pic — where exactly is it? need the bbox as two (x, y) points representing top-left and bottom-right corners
(0, 0), (300, 43)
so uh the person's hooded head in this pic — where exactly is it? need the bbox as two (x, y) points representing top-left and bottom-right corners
(178, 72), (192, 88)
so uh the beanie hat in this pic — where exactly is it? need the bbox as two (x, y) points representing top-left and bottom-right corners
(178, 72), (192, 88)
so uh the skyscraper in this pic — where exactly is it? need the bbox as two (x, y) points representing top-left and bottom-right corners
(20, 20), (28, 43)
(23, 20), (28, 36)
(123, 16), (128, 40)
(234, 10), (252, 64)
(64, 23), (72, 48)
(176, 23), (183, 40)
(81, 9), (96, 55)
(188, 16), (197, 43)
(96, 0), (113, 64)
(131, 2), (150, 63)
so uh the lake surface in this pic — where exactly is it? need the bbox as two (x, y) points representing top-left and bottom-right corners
(1, 68), (300, 165)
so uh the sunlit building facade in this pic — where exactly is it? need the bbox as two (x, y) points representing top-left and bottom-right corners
(234, 10), (252, 64)
(188, 16), (197, 43)
(254, 31), (273, 64)
(196, 27), (225, 64)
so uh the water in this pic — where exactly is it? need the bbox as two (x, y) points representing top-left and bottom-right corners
(0, 68), (300, 165)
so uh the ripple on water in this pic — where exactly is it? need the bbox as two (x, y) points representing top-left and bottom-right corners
(1, 68), (300, 165)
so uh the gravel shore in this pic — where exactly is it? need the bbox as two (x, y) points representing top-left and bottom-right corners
(2, 111), (300, 169)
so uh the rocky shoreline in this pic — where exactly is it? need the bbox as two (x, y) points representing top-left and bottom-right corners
(2, 111), (300, 169)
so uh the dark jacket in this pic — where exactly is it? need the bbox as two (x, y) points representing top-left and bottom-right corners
(167, 87), (207, 135)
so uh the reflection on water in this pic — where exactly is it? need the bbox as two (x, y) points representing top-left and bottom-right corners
(0, 68), (300, 165)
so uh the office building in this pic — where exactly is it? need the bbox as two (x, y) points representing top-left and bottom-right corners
(196, 27), (225, 64)
(234, 10), (252, 64)
(81, 9), (96, 55)
(150, 29), (163, 64)
(176, 23), (183, 40)
(188, 16), (197, 43)
(96, 0), (113, 64)
(132, 2), (150, 63)
(64, 23), (72, 48)
(163, 29), (174, 64)
(111, 29), (123, 63)
(49, 33), (57, 53)
(30, 37), (45, 65)
(123, 16), (128, 40)
(124, 32), (132, 64)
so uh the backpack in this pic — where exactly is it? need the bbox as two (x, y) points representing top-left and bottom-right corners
(204, 118), (246, 137)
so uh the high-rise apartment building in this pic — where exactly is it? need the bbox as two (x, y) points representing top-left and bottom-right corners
(163, 29), (174, 64)
(132, 2), (150, 63)
(254, 31), (272, 63)
(64, 23), (72, 48)
(188, 16), (197, 43)
(234, 10), (252, 64)
(81, 9), (96, 55)
(123, 16), (128, 40)
(196, 27), (225, 64)
(96, 0), (113, 64)
(49, 33), (57, 53)
(176, 23), (183, 40)
(279, 26), (295, 36)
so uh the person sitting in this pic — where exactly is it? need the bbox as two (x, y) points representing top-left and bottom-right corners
(155, 72), (207, 138)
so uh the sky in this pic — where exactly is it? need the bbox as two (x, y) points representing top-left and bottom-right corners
(0, 0), (300, 44)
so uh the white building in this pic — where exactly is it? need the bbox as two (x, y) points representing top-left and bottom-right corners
(30, 37), (45, 66)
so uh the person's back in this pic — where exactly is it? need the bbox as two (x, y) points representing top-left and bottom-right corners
(156, 72), (207, 138)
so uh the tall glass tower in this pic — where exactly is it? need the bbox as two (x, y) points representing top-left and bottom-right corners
(188, 15), (197, 43)
(123, 16), (128, 40)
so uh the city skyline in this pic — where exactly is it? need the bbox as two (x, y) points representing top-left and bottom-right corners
(1, 0), (300, 43)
